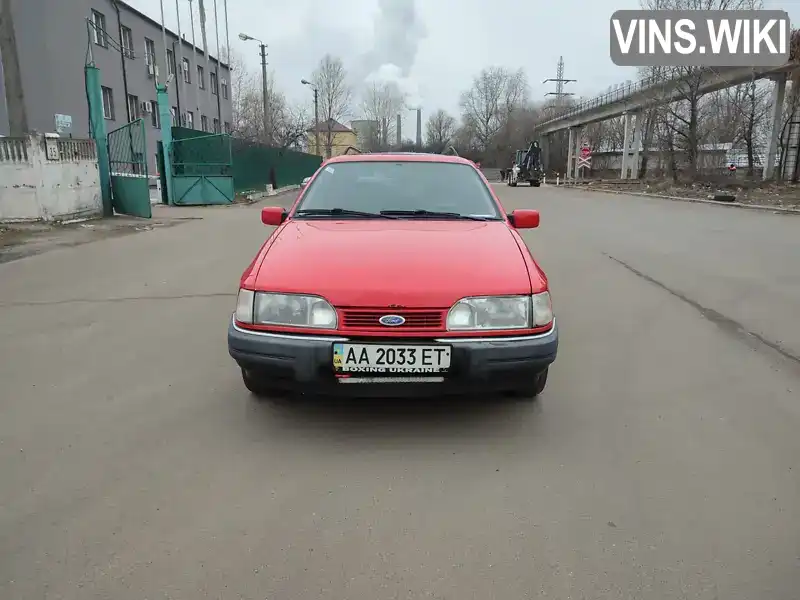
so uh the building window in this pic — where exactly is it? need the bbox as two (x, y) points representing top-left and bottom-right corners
(201, 115), (209, 132)
(221, 79), (228, 99)
(151, 101), (160, 128)
(101, 86), (115, 120)
(120, 25), (134, 58)
(170, 107), (178, 126)
(213, 117), (220, 133)
(182, 58), (191, 83)
(144, 38), (156, 66)
(197, 65), (205, 89)
(91, 10), (107, 47)
(127, 94), (139, 121)
(224, 121), (231, 134)
(167, 49), (176, 75)
(186, 111), (194, 129)
(210, 72), (218, 95)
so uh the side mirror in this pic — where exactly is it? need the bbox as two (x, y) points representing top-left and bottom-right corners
(300, 176), (311, 188)
(261, 206), (287, 226)
(508, 209), (539, 229)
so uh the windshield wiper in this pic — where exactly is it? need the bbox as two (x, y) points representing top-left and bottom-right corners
(379, 209), (496, 221)
(294, 208), (398, 219)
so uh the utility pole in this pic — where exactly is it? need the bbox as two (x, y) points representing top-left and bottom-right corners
(543, 56), (576, 113)
(188, 0), (200, 123)
(301, 78), (319, 155)
(198, 0), (211, 127)
(260, 43), (268, 142)
(175, 0), (187, 121)
(0, 0), (28, 134)
(313, 87), (319, 156)
(212, 0), (222, 127)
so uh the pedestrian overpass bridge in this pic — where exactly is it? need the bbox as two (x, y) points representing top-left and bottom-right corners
(535, 61), (800, 181)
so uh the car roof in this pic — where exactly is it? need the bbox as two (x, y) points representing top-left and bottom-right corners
(324, 153), (476, 166)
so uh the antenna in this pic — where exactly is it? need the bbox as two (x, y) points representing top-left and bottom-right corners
(543, 56), (576, 112)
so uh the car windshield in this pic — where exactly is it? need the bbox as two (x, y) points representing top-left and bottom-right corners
(294, 161), (503, 220)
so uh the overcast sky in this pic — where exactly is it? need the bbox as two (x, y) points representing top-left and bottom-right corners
(127, 0), (798, 133)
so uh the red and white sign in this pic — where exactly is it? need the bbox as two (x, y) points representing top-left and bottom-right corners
(580, 144), (592, 159)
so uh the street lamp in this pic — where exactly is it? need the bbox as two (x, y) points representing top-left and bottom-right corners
(302, 79), (320, 157)
(239, 32), (269, 143)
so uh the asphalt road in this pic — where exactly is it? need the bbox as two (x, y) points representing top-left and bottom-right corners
(1, 186), (799, 599)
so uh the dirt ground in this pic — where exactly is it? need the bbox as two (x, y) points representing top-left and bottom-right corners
(0, 213), (198, 264)
(572, 179), (800, 210)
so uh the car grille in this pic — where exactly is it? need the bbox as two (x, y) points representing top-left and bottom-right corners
(339, 308), (445, 331)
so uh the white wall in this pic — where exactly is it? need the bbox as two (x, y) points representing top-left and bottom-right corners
(0, 135), (102, 223)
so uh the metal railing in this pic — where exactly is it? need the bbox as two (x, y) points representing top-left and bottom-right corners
(537, 33), (799, 129)
(54, 139), (97, 161)
(0, 137), (29, 163)
(536, 70), (685, 127)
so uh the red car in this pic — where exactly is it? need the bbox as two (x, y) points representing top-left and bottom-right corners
(228, 153), (557, 399)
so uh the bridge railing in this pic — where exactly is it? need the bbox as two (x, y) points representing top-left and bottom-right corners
(538, 29), (799, 129)
(537, 70), (679, 128)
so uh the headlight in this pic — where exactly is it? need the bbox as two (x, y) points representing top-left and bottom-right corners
(447, 295), (530, 330)
(446, 292), (553, 331)
(253, 292), (337, 328)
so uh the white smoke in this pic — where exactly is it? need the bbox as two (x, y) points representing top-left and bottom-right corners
(359, 0), (426, 108)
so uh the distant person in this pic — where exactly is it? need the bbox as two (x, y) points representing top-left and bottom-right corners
(269, 166), (278, 191)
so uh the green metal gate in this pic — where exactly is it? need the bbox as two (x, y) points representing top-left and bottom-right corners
(171, 133), (234, 205)
(107, 119), (152, 218)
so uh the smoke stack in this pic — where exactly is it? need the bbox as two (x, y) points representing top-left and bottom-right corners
(416, 108), (422, 150)
(396, 114), (401, 147)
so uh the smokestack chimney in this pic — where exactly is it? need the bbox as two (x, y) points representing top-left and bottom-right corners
(416, 108), (422, 150)
(396, 114), (401, 147)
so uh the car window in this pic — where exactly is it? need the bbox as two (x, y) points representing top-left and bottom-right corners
(295, 161), (502, 219)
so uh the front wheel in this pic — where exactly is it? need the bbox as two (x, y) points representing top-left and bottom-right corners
(508, 367), (548, 400)
(532, 181), (541, 187)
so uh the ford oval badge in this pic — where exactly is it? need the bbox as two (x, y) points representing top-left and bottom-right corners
(379, 314), (405, 327)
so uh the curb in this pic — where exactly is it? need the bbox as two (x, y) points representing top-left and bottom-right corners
(559, 185), (800, 215)
(241, 184), (301, 204)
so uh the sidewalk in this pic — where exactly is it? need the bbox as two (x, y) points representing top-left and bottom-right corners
(0, 188), (301, 264)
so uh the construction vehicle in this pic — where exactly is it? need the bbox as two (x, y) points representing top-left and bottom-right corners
(507, 141), (543, 187)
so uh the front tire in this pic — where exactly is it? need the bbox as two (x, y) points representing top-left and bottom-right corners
(508, 367), (548, 400)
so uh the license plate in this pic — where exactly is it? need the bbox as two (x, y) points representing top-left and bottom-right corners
(332, 343), (451, 374)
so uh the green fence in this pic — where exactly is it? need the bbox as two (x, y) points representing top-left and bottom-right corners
(172, 128), (322, 193)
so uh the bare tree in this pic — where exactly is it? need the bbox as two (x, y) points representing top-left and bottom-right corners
(424, 109), (457, 152)
(459, 67), (528, 151)
(312, 54), (353, 158)
(360, 81), (404, 151)
(229, 50), (309, 148)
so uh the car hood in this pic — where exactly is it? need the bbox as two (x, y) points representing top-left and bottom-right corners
(254, 220), (533, 307)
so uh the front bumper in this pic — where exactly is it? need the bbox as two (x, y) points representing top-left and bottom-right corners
(227, 317), (558, 397)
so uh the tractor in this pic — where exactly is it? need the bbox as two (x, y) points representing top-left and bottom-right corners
(507, 141), (543, 187)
